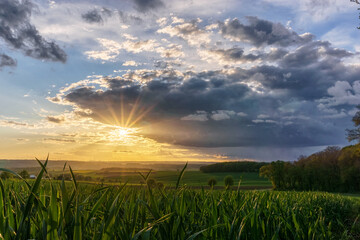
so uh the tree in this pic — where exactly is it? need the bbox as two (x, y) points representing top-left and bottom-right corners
(224, 175), (234, 188)
(260, 161), (287, 189)
(338, 144), (360, 191)
(346, 105), (360, 142)
(19, 170), (30, 179)
(207, 178), (217, 187)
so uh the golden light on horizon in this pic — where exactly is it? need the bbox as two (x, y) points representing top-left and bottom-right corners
(108, 126), (139, 143)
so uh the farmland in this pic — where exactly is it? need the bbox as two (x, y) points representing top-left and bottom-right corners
(50, 169), (272, 188)
(0, 161), (359, 239)
(5, 160), (272, 188)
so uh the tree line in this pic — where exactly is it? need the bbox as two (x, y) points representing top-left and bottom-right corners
(200, 161), (268, 173)
(260, 145), (360, 192)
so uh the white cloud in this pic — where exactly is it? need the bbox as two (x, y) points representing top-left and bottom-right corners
(181, 111), (208, 121)
(123, 33), (138, 40)
(252, 119), (277, 124)
(237, 112), (247, 117)
(157, 20), (211, 46)
(156, 44), (185, 58)
(85, 38), (185, 62)
(171, 16), (185, 24)
(317, 81), (360, 118)
(211, 110), (236, 121)
(257, 114), (270, 119)
(326, 81), (360, 106)
(85, 38), (122, 61)
(156, 17), (167, 27)
(123, 60), (139, 66)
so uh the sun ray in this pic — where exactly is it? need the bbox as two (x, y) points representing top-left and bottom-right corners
(127, 104), (156, 128)
(105, 99), (121, 126)
(120, 94), (125, 127)
(125, 95), (141, 128)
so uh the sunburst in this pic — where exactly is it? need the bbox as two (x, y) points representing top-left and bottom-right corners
(108, 126), (139, 143)
(98, 94), (155, 142)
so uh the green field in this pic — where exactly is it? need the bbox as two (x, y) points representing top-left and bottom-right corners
(0, 161), (359, 239)
(51, 169), (272, 188)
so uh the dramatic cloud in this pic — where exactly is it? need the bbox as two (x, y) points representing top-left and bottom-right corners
(50, 15), (360, 148)
(2, 0), (357, 162)
(220, 17), (313, 47)
(0, 0), (67, 64)
(51, 56), (356, 148)
(133, 0), (164, 12)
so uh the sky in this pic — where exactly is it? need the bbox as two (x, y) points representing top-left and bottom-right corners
(0, 0), (360, 162)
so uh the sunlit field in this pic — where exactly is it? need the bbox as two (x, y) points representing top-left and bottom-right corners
(48, 169), (272, 188)
(0, 160), (359, 240)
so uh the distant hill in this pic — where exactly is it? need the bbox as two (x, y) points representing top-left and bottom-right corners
(0, 159), (212, 172)
(200, 161), (269, 173)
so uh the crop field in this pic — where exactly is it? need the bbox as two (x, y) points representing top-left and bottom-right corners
(49, 169), (272, 188)
(0, 161), (359, 240)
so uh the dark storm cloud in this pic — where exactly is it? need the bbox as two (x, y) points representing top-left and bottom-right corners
(220, 17), (313, 47)
(279, 41), (354, 68)
(142, 118), (342, 148)
(82, 8), (112, 24)
(0, 0), (67, 64)
(57, 64), (356, 147)
(133, 0), (164, 12)
(53, 17), (359, 148)
(0, 54), (16, 68)
(63, 73), (250, 121)
(265, 48), (288, 61)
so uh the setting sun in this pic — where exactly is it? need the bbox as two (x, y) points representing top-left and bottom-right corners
(108, 126), (139, 143)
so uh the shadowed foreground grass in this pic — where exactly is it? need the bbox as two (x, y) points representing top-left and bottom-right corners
(0, 159), (359, 239)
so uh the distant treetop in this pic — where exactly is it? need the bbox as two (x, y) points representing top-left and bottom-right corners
(200, 161), (268, 173)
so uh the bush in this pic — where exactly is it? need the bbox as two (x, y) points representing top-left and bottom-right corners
(207, 178), (217, 187)
(19, 170), (30, 179)
(224, 175), (234, 187)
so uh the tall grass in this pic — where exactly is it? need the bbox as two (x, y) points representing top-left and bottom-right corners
(0, 158), (359, 239)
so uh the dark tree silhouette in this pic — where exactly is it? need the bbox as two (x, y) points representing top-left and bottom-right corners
(207, 178), (217, 187)
(224, 175), (234, 188)
(19, 169), (30, 179)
